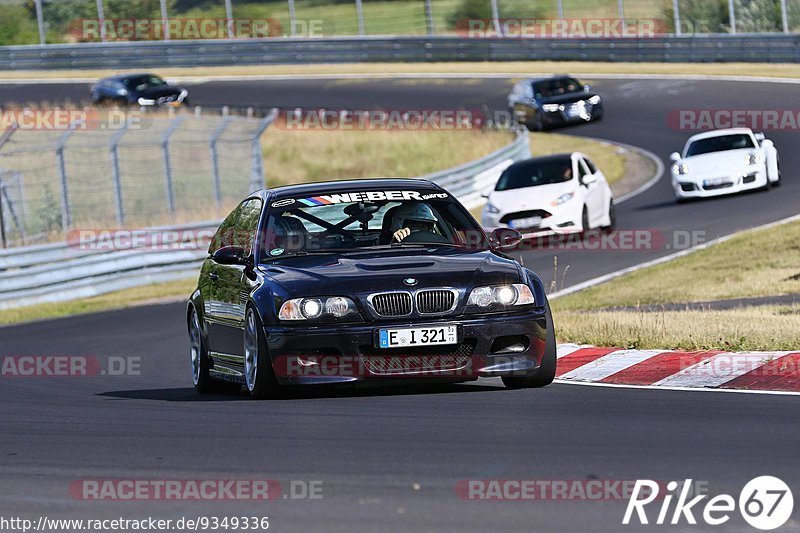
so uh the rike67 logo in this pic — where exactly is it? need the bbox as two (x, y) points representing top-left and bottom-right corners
(624, 476), (793, 530)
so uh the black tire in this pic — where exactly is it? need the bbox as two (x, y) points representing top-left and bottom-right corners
(581, 206), (590, 233)
(602, 199), (616, 233)
(527, 110), (544, 132)
(244, 307), (283, 400)
(189, 307), (240, 394)
(502, 299), (557, 389)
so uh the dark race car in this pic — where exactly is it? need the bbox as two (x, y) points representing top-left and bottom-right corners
(187, 179), (556, 399)
(508, 75), (603, 131)
(90, 73), (189, 107)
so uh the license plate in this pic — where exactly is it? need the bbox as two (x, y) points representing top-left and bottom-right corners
(378, 325), (458, 348)
(703, 178), (728, 187)
(510, 216), (542, 229)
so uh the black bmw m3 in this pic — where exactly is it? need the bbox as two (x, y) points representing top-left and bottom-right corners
(187, 179), (556, 399)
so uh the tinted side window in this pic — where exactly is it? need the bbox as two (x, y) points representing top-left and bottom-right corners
(208, 198), (263, 256)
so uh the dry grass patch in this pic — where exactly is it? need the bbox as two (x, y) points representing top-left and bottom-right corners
(555, 305), (800, 352)
(7, 62), (800, 80)
(555, 219), (800, 311)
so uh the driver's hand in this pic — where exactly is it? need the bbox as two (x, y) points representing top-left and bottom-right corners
(392, 228), (411, 242)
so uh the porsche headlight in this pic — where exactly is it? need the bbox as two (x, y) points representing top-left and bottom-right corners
(467, 284), (535, 310)
(541, 104), (561, 112)
(587, 95), (601, 105)
(485, 202), (500, 214)
(745, 152), (759, 165)
(672, 162), (689, 176)
(279, 296), (358, 321)
(551, 192), (574, 206)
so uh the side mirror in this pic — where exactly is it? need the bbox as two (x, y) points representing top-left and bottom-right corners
(754, 132), (765, 142)
(669, 152), (681, 163)
(212, 245), (249, 266)
(582, 173), (597, 185)
(489, 228), (523, 250)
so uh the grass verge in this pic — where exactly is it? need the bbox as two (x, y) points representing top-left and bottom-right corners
(0, 277), (196, 327)
(5, 62), (800, 80)
(553, 218), (800, 351)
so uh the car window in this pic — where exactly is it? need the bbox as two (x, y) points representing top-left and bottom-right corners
(532, 77), (583, 98)
(208, 198), (263, 257)
(263, 191), (487, 255)
(685, 134), (756, 156)
(495, 158), (574, 191)
(122, 75), (167, 91)
(577, 159), (591, 184)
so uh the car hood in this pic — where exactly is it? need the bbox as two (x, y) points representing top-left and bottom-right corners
(682, 149), (752, 176)
(136, 85), (184, 98)
(489, 181), (576, 213)
(540, 92), (598, 105)
(261, 248), (522, 297)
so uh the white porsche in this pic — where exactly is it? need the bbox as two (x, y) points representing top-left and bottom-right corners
(671, 127), (780, 201)
(481, 153), (615, 236)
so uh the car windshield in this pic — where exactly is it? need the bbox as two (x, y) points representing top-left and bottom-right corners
(533, 77), (582, 98)
(686, 134), (755, 156)
(495, 159), (574, 191)
(262, 191), (488, 257)
(122, 75), (167, 91)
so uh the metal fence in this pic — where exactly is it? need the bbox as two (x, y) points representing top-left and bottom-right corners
(0, 128), (529, 310)
(0, 108), (277, 247)
(3, 34), (799, 70)
(4, 0), (800, 46)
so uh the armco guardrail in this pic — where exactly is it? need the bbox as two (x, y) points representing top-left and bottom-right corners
(1, 35), (799, 70)
(0, 129), (529, 310)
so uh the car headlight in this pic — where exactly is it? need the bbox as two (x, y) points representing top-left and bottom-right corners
(137, 97), (155, 106)
(551, 192), (574, 206)
(587, 95), (601, 105)
(672, 162), (689, 176)
(466, 284), (535, 311)
(278, 296), (359, 321)
(745, 152), (759, 165)
(541, 104), (561, 112)
(485, 202), (500, 214)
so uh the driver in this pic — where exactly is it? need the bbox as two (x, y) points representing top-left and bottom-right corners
(390, 203), (439, 242)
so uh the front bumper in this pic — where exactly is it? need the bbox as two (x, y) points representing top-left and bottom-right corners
(482, 202), (583, 237)
(673, 169), (767, 199)
(264, 312), (547, 386)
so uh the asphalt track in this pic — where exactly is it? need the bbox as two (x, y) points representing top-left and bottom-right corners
(1, 76), (800, 532)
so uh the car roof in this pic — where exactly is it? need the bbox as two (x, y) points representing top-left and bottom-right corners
(526, 74), (577, 83)
(261, 178), (445, 201)
(686, 128), (754, 143)
(99, 73), (159, 81)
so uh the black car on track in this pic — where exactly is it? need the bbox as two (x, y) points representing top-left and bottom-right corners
(187, 179), (556, 399)
(90, 73), (189, 107)
(508, 75), (603, 130)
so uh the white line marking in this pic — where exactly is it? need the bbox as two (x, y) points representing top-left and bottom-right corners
(655, 352), (791, 388)
(554, 379), (800, 396)
(559, 349), (665, 382)
(556, 343), (589, 359)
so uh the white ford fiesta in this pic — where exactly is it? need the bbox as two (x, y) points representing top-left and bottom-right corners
(481, 153), (615, 236)
(670, 127), (780, 201)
